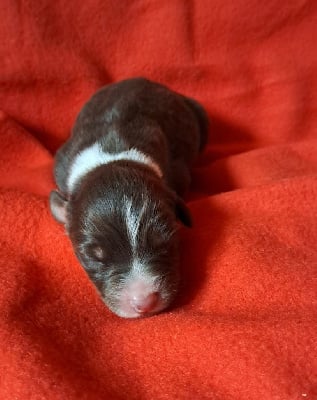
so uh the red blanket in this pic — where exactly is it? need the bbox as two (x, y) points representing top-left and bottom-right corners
(1, 1), (316, 399)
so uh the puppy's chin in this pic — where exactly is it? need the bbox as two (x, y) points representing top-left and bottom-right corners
(104, 296), (175, 319)
(106, 300), (169, 319)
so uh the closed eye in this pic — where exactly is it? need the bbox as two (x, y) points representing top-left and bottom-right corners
(92, 245), (106, 261)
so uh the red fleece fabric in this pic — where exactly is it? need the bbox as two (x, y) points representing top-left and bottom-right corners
(0, 1), (317, 399)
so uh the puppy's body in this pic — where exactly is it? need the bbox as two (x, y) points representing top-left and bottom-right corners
(50, 78), (208, 318)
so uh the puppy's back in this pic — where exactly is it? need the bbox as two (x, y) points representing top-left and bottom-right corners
(54, 78), (208, 195)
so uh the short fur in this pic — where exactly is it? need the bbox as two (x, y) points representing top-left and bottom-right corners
(50, 77), (208, 318)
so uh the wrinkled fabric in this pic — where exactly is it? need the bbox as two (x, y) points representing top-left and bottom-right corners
(0, 1), (316, 399)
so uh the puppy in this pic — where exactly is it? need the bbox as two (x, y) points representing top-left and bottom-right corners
(50, 77), (208, 318)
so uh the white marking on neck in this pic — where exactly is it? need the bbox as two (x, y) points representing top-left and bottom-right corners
(67, 142), (163, 192)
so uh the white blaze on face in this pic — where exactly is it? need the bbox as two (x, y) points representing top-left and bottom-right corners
(124, 198), (148, 250)
(114, 202), (162, 317)
(67, 142), (163, 192)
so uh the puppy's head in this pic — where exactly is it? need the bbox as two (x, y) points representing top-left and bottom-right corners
(50, 163), (191, 318)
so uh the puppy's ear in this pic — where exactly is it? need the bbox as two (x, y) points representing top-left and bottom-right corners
(49, 190), (68, 224)
(174, 196), (192, 228)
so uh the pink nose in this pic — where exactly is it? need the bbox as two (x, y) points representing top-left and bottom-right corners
(130, 292), (159, 314)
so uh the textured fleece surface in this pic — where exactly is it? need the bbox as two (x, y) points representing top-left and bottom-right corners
(0, 1), (317, 399)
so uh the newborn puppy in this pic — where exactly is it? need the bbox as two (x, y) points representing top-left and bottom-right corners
(50, 77), (208, 318)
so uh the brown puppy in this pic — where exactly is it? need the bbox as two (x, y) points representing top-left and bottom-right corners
(50, 77), (208, 318)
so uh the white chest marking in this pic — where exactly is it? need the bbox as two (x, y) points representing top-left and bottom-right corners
(67, 142), (163, 192)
